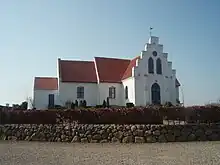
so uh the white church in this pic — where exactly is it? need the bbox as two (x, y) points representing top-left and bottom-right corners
(32, 36), (181, 109)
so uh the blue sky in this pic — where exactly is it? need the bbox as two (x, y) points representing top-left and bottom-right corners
(0, 0), (220, 106)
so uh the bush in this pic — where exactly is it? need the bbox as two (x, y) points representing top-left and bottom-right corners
(75, 100), (78, 107)
(1, 105), (220, 125)
(102, 100), (106, 108)
(83, 100), (87, 107)
(71, 103), (75, 109)
(79, 100), (83, 107)
(106, 97), (110, 107)
(126, 103), (134, 108)
(95, 105), (103, 108)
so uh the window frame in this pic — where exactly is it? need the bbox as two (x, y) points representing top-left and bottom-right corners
(125, 86), (128, 99)
(109, 86), (116, 99)
(77, 86), (84, 99)
(148, 57), (154, 74)
(156, 58), (162, 74)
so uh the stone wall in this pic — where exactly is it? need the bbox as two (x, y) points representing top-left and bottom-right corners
(1, 124), (220, 143)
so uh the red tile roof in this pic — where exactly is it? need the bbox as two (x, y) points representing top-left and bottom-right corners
(59, 59), (97, 83)
(34, 77), (58, 90)
(58, 57), (181, 86)
(122, 56), (140, 80)
(94, 57), (130, 83)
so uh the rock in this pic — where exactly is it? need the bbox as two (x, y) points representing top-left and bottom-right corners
(166, 133), (175, 142)
(144, 130), (152, 136)
(7, 136), (15, 140)
(188, 133), (196, 141)
(111, 137), (120, 143)
(136, 130), (144, 137)
(176, 135), (187, 142)
(61, 135), (65, 140)
(197, 135), (207, 141)
(158, 135), (167, 143)
(205, 130), (212, 135)
(123, 131), (132, 137)
(195, 129), (204, 136)
(81, 138), (88, 143)
(173, 129), (181, 137)
(146, 135), (156, 143)
(134, 136), (145, 143)
(153, 130), (160, 136)
(208, 133), (219, 141)
(101, 132), (109, 139)
(161, 128), (167, 134)
(114, 131), (123, 140)
(137, 125), (144, 130)
(92, 134), (102, 140)
(131, 125), (137, 132)
(122, 136), (134, 143)
(71, 136), (80, 143)
(100, 139), (108, 143)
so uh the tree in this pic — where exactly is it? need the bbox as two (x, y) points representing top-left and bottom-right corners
(20, 101), (28, 110)
(75, 100), (78, 107)
(106, 97), (110, 108)
(27, 97), (35, 109)
(79, 100), (83, 107)
(102, 100), (106, 108)
(83, 100), (87, 107)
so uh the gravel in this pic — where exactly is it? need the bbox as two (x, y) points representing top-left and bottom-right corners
(0, 141), (220, 165)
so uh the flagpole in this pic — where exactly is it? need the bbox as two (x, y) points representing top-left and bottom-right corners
(149, 27), (153, 37)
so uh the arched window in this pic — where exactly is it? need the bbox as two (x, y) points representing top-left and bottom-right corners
(148, 57), (154, 74)
(77, 86), (84, 99)
(156, 58), (162, 74)
(109, 86), (116, 99)
(125, 86), (128, 99)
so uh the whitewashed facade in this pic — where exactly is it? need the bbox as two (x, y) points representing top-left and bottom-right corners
(33, 36), (180, 109)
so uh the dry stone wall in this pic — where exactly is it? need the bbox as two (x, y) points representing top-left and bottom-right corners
(1, 124), (220, 143)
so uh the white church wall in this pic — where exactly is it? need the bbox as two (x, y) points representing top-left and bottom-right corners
(33, 89), (58, 109)
(134, 36), (178, 105)
(122, 77), (135, 105)
(59, 82), (98, 106)
(98, 83), (123, 106)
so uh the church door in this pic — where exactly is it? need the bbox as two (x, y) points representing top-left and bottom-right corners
(151, 83), (161, 105)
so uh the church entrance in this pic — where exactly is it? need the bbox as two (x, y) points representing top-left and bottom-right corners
(151, 83), (161, 105)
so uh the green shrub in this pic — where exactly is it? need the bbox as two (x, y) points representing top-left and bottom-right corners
(126, 103), (134, 108)
(102, 100), (106, 108)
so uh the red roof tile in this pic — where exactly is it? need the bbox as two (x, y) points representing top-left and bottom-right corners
(34, 77), (58, 90)
(59, 59), (97, 83)
(94, 57), (130, 83)
(122, 56), (140, 80)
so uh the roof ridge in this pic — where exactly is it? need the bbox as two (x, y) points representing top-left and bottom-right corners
(59, 59), (93, 63)
(95, 56), (131, 61)
(35, 77), (57, 79)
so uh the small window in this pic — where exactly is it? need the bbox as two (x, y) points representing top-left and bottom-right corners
(156, 58), (162, 74)
(77, 86), (84, 99)
(109, 87), (116, 99)
(148, 57), (154, 74)
(125, 86), (128, 99)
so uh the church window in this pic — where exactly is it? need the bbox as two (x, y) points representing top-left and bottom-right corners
(109, 86), (116, 99)
(148, 57), (154, 74)
(77, 86), (84, 99)
(156, 58), (162, 74)
(125, 86), (128, 99)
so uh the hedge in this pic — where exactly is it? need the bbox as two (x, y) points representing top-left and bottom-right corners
(0, 106), (220, 124)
